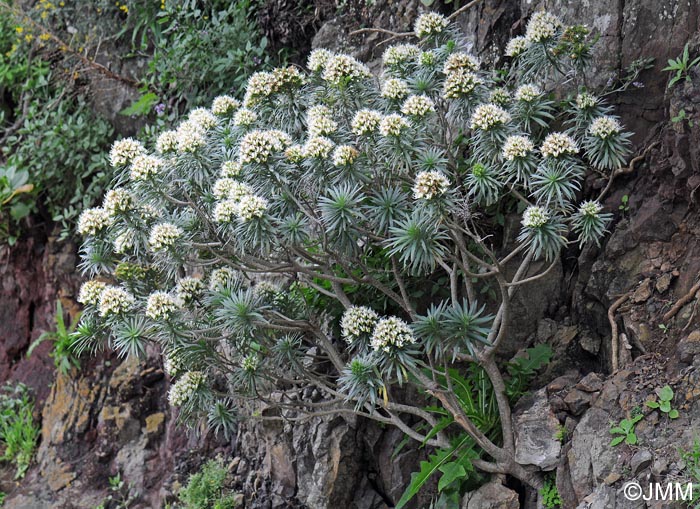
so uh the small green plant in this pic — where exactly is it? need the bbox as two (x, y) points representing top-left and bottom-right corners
(663, 43), (700, 89)
(680, 439), (700, 508)
(645, 385), (679, 419)
(540, 476), (562, 509)
(178, 458), (239, 509)
(0, 165), (33, 245)
(659, 323), (670, 334)
(0, 383), (40, 479)
(609, 413), (643, 446)
(555, 424), (568, 443)
(619, 194), (630, 213)
(27, 300), (81, 376)
(672, 108), (695, 127)
(94, 472), (138, 509)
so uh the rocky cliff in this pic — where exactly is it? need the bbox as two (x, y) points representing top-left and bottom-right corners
(1, 1), (699, 508)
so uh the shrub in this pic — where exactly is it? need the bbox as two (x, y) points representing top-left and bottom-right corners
(0, 383), (40, 479)
(73, 9), (630, 496)
(177, 458), (238, 509)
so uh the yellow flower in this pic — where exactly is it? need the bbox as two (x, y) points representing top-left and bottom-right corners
(15, 26), (23, 34)
(119, 4), (128, 13)
(39, 33), (50, 41)
(24, 34), (34, 43)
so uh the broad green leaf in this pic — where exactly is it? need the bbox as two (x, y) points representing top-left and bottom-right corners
(437, 462), (466, 492)
(610, 436), (625, 447)
(658, 385), (674, 402)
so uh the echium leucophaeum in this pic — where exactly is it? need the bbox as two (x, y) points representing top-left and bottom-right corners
(73, 9), (631, 497)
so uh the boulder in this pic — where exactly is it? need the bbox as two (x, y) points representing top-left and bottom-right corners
(514, 389), (562, 471)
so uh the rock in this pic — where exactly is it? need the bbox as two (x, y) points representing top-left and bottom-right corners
(567, 408), (618, 501)
(579, 331), (601, 355)
(577, 373), (604, 393)
(548, 371), (582, 393)
(632, 278), (653, 303)
(655, 272), (674, 293)
(630, 449), (653, 475)
(461, 480), (519, 509)
(514, 389), (562, 471)
(564, 389), (593, 416)
(678, 331), (700, 363)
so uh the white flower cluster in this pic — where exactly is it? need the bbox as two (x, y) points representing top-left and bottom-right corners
(383, 44), (420, 67)
(209, 267), (236, 291)
(420, 50), (436, 67)
(163, 349), (185, 378)
(253, 281), (279, 301)
(589, 116), (622, 139)
(443, 52), (479, 74)
(78, 207), (110, 236)
(139, 204), (162, 221)
(239, 130), (289, 165)
(525, 12), (562, 43)
(332, 145), (359, 167)
(470, 103), (511, 131)
(233, 108), (258, 127)
(307, 105), (338, 136)
(522, 206), (549, 228)
(242, 354), (259, 372)
(237, 194), (268, 221)
(103, 188), (133, 216)
(414, 12), (449, 38)
(351, 109), (382, 136)
(540, 132), (578, 158)
(242, 67), (304, 107)
(211, 95), (240, 116)
(155, 130), (178, 154)
(148, 222), (183, 252)
(502, 135), (535, 161)
(307, 48), (333, 73)
(505, 36), (530, 57)
(212, 178), (251, 201)
(243, 71), (274, 106)
(489, 88), (510, 106)
(188, 108), (218, 131)
(77, 280), (107, 306)
(575, 92), (598, 110)
(515, 84), (541, 102)
(213, 184), (253, 222)
(146, 291), (179, 320)
(379, 114), (410, 137)
(413, 170), (450, 199)
(370, 316), (416, 352)
(176, 277), (204, 304)
(443, 70), (482, 99)
(113, 230), (135, 254)
(220, 160), (242, 178)
(110, 138), (145, 168)
(302, 136), (335, 159)
(130, 154), (164, 181)
(98, 286), (135, 317)
(341, 306), (379, 344)
(401, 95), (435, 117)
(322, 54), (371, 86)
(175, 120), (206, 153)
(285, 144), (304, 163)
(381, 78), (410, 100)
(579, 200), (603, 217)
(168, 371), (205, 406)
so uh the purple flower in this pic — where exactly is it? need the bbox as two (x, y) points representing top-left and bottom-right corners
(253, 56), (261, 65)
(155, 103), (166, 116)
(633, 81), (644, 88)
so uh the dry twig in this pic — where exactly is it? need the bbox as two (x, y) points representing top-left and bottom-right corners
(608, 292), (631, 372)
(663, 279), (700, 322)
